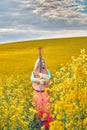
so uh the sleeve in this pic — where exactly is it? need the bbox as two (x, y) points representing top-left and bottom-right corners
(42, 70), (51, 80)
(30, 72), (40, 83)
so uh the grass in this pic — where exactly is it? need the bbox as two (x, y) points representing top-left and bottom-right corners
(0, 36), (87, 76)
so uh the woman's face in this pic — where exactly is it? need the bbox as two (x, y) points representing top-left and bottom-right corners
(35, 60), (46, 72)
(42, 60), (45, 69)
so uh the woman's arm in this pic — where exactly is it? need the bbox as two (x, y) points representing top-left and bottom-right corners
(39, 70), (51, 80)
(30, 72), (40, 83)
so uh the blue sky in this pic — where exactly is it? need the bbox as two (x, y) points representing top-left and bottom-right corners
(0, 0), (87, 44)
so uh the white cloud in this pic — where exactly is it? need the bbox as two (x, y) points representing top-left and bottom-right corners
(0, 28), (24, 33)
(0, 0), (87, 43)
(0, 26), (87, 39)
(32, 0), (87, 23)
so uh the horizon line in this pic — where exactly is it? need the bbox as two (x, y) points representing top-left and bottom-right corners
(0, 35), (87, 45)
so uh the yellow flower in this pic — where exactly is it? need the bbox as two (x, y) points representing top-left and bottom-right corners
(0, 87), (3, 97)
(83, 118), (87, 126)
(29, 107), (37, 114)
(42, 113), (47, 119)
(41, 125), (45, 130)
(56, 114), (62, 120)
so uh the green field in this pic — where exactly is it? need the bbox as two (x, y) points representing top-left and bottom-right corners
(0, 36), (87, 76)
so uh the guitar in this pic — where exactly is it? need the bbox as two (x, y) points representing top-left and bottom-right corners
(38, 47), (43, 73)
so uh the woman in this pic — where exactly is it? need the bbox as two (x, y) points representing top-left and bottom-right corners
(31, 58), (52, 129)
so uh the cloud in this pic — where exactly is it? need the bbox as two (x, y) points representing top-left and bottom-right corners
(0, 0), (87, 43)
(31, 0), (87, 23)
(0, 25), (87, 43)
(0, 0), (87, 29)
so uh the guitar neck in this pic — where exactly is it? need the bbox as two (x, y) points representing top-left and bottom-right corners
(40, 54), (42, 73)
(38, 47), (43, 73)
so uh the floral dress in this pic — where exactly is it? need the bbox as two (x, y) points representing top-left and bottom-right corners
(31, 64), (52, 129)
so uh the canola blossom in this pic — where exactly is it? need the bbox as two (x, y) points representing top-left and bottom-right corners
(49, 49), (87, 130)
(0, 49), (87, 130)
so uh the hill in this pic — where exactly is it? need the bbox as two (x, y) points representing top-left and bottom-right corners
(0, 36), (87, 76)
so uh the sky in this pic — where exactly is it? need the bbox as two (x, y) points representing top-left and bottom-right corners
(0, 0), (87, 44)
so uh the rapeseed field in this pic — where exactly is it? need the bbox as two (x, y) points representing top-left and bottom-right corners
(0, 37), (87, 130)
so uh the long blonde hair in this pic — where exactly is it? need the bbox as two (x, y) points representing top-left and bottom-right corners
(34, 58), (46, 71)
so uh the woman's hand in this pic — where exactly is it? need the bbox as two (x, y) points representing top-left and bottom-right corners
(35, 72), (43, 79)
(34, 71), (40, 77)
(40, 79), (46, 85)
(39, 73), (43, 79)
